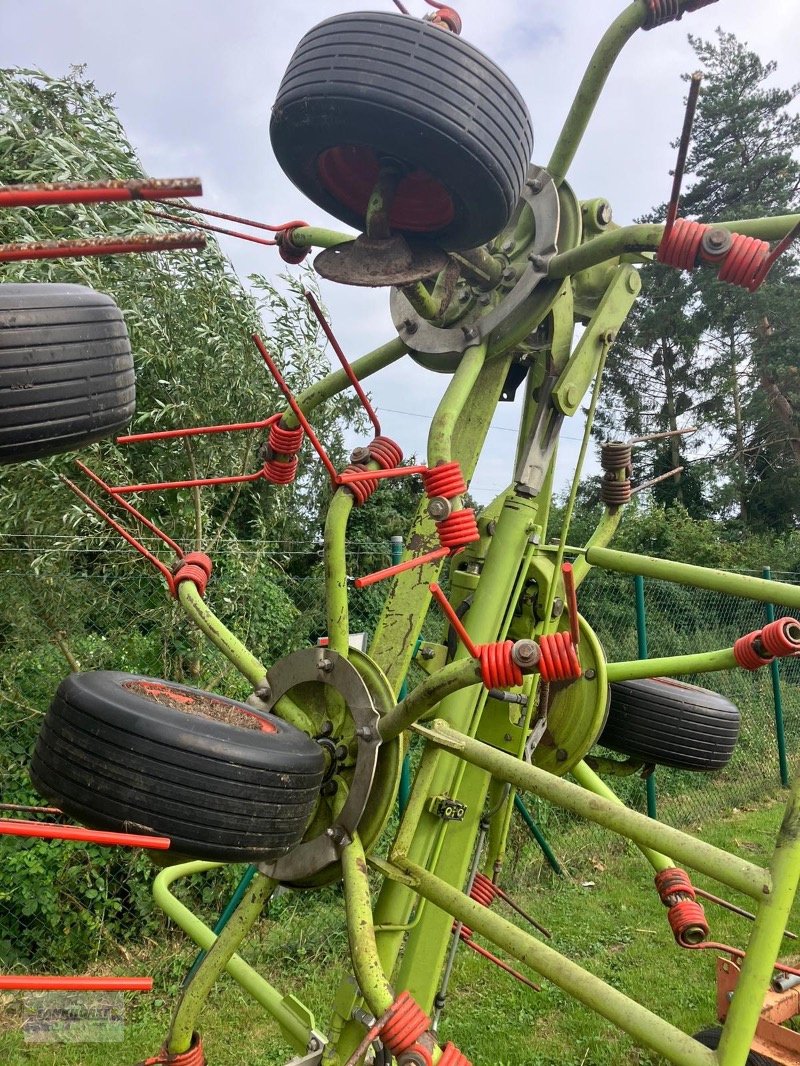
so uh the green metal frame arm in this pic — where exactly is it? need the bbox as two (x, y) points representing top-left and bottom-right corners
(585, 545), (800, 609)
(281, 337), (408, 430)
(414, 721), (771, 901)
(177, 581), (315, 734)
(570, 506), (625, 588)
(571, 760), (671, 873)
(341, 833), (395, 1018)
(379, 658), (483, 744)
(547, 215), (800, 279)
(325, 489), (355, 660)
(607, 647), (738, 683)
(548, 3), (646, 187)
(427, 341), (488, 467)
(289, 226), (355, 250)
(393, 857), (717, 1066)
(167, 871), (277, 1054)
(152, 862), (315, 1054)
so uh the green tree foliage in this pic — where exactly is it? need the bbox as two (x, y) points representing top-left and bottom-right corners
(597, 33), (799, 530)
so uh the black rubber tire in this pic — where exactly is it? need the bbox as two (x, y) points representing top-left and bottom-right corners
(270, 11), (533, 251)
(693, 1028), (777, 1064)
(598, 677), (740, 772)
(0, 283), (135, 464)
(30, 671), (325, 862)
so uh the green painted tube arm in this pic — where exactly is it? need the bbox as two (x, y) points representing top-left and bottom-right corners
(340, 833), (395, 1018)
(152, 862), (314, 1053)
(427, 341), (488, 467)
(288, 226), (355, 250)
(176, 581), (316, 735)
(548, 3), (645, 187)
(570, 505), (625, 589)
(167, 871), (276, 1054)
(281, 337), (408, 430)
(607, 647), (738, 683)
(379, 658), (483, 744)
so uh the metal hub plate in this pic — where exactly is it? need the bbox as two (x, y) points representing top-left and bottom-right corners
(315, 234), (448, 287)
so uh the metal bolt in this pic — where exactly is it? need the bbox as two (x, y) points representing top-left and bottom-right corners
(702, 226), (733, 256)
(603, 330), (618, 345)
(462, 325), (479, 342)
(402, 318), (418, 335)
(566, 385), (579, 407)
(584, 668), (597, 680)
(501, 238), (515, 254)
(420, 647), (436, 661)
(528, 253), (548, 271)
(335, 743), (349, 761)
(477, 292), (491, 305)
(318, 719), (334, 737)
(355, 725), (374, 741)
(320, 780), (338, 797)
(458, 288), (471, 303)
(349, 446), (370, 464)
(398, 1053), (429, 1066)
(627, 272), (640, 294)
(253, 680), (271, 701)
(318, 657), (334, 673)
(527, 177), (543, 193)
(551, 597), (564, 619)
(351, 1007), (376, 1028)
(597, 201), (613, 226)
(308, 1037), (322, 1053)
(556, 748), (569, 762)
(501, 266), (517, 283)
(511, 639), (541, 670)
(427, 495), (452, 522)
(486, 521), (497, 537)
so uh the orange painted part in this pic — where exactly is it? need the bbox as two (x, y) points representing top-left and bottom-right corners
(716, 957), (800, 1064)
(0, 975), (152, 991)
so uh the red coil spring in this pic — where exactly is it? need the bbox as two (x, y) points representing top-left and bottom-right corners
(718, 232), (770, 292)
(655, 868), (709, 947)
(643, 0), (681, 28)
(422, 461), (468, 499)
(342, 462), (377, 507)
(438, 1044), (472, 1066)
(477, 642), (523, 689)
(269, 421), (304, 456)
(760, 618), (800, 658)
(276, 227), (309, 265)
(263, 455), (299, 485)
(436, 508), (480, 550)
(380, 991), (431, 1059)
(733, 631), (771, 671)
(368, 435), (403, 470)
(657, 218), (705, 270)
(538, 632), (582, 682)
(173, 553), (213, 598)
(141, 1033), (206, 1066)
(470, 872), (500, 909)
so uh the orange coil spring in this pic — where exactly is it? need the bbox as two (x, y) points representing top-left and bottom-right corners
(142, 1034), (206, 1066)
(470, 872), (500, 909)
(173, 555), (213, 598)
(422, 461), (468, 499)
(342, 462), (377, 507)
(269, 421), (304, 456)
(276, 227), (309, 265)
(657, 218), (706, 270)
(643, 0), (681, 29)
(263, 455), (299, 485)
(655, 867), (709, 947)
(369, 435), (403, 470)
(718, 232), (770, 292)
(477, 641), (523, 689)
(760, 618), (800, 658)
(379, 991), (430, 1058)
(538, 632), (581, 682)
(438, 1044), (473, 1066)
(436, 508), (480, 550)
(733, 631), (771, 671)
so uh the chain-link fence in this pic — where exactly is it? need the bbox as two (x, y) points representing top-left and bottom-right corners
(1, 538), (798, 973)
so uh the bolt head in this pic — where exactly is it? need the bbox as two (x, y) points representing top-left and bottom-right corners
(512, 639), (541, 670)
(527, 177), (544, 193)
(597, 201), (613, 226)
(583, 668), (597, 680)
(501, 238), (515, 253)
(528, 253), (548, 271)
(556, 748), (569, 762)
(318, 657), (335, 673)
(462, 325), (479, 342)
(502, 266), (517, 283)
(349, 446), (370, 464)
(420, 646), (436, 660)
(704, 226), (732, 251)
(551, 597), (564, 619)
(427, 495), (452, 522)
(402, 318), (418, 335)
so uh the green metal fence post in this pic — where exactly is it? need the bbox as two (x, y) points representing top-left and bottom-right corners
(514, 794), (563, 875)
(634, 574), (658, 819)
(763, 566), (790, 788)
(392, 535), (413, 815)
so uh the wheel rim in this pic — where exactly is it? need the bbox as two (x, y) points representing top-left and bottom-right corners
(317, 145), (455, 232)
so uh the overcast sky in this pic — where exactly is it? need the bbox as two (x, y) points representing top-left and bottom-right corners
(3, 1), (798, 502)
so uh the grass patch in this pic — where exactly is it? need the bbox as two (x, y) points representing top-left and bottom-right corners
(1, 800), (798, 1064)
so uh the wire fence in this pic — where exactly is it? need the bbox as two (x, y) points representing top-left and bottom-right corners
(0, 539), (798, 973)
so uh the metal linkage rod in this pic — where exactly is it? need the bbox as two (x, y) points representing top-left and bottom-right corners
(0, 820), (169, 849)
(664, 73), (703, 240)
(0, 176), (201, 209)
(148, 209), (281, 248)
(161, 199), (307, 234)
(0, 231), (205, 263)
